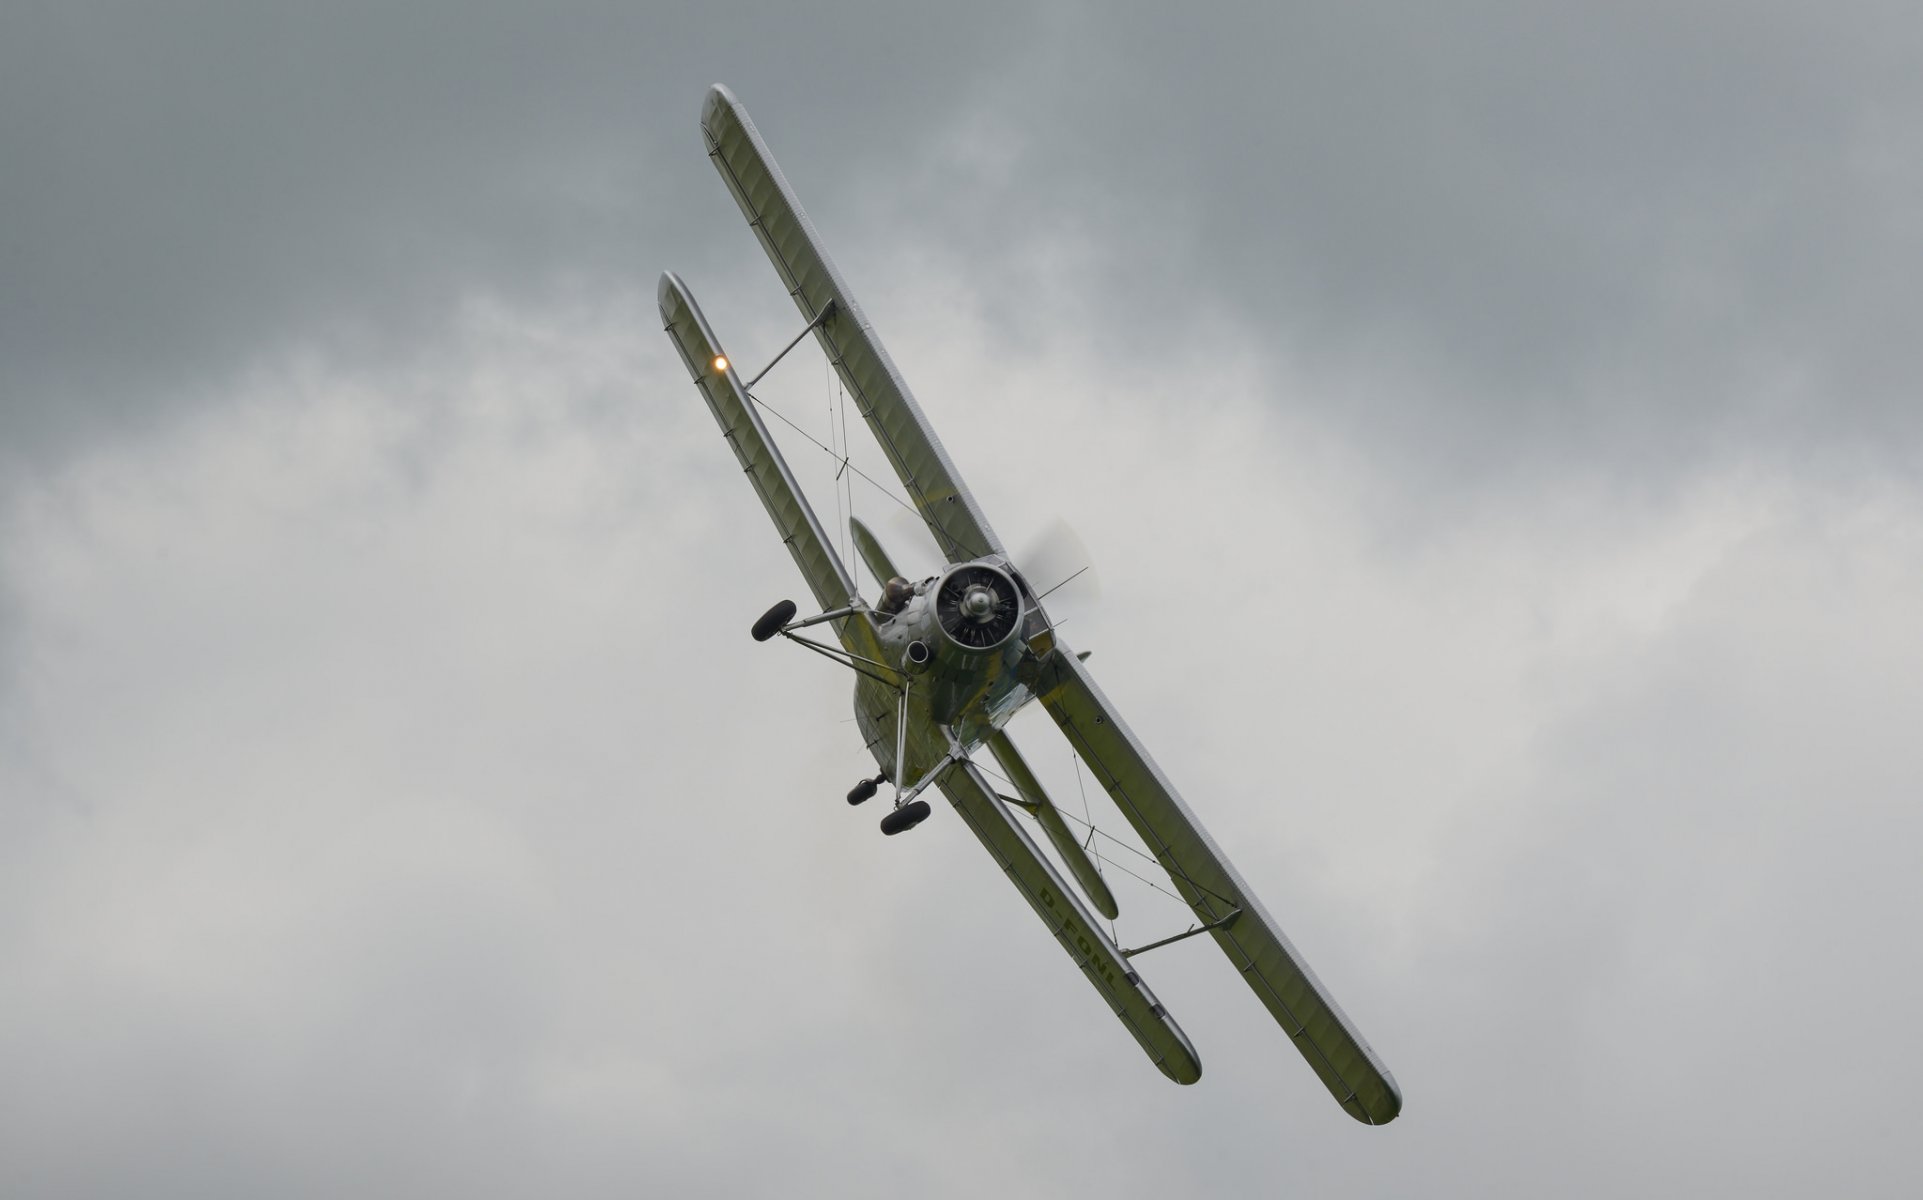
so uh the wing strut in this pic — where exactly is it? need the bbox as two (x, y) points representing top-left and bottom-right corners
(700, 84), (1005, 565)
(1037, 646), (1404, 1124)
(1121, 909), (1242, 959)
(937, 757), (1203, 1085)
(985, 729), (1120, 921)
(658, 271), (882, 665)
(743, 299), (837, 389)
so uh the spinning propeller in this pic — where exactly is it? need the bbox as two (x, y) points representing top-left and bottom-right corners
(1014, 516), (1101, 645)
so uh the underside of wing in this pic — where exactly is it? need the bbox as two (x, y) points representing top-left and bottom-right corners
(700, 84), (1004, 566)
(938, 759), (1201, 1086)
(658, 271), (882, 662)
(1036, 648), (1403, 1124)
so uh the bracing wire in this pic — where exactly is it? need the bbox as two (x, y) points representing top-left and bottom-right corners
(827, 354), (844, 570)
(747, 388), (920, 523)
(1072, 753), (1118, 942)
(969, 755), (1192, 910)
(838, 371), (854, 575)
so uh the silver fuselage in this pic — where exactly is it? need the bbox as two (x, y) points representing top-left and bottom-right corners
(853, 557), (1052, 785)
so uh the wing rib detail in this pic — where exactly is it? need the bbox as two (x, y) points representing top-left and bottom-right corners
(658, 271), (881, 662)
(938, 759), (1202, 1085)
(1036, 647), (1403, 1124)
(699, 83), (1004, 566)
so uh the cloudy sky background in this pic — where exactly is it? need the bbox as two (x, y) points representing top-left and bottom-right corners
(4, 3), (1920, 1195)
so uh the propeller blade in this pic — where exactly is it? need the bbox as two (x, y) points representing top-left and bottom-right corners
(1018, 517), (1101, 607)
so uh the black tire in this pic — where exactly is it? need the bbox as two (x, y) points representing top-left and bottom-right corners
(847, 779), (878, 806)
(751, 599), (797, 642)
(880, 799), (932, 836)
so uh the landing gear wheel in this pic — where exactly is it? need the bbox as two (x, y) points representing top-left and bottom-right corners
(847, 778), (878, 805)
(751, 599), (797, 642)
(880, 800), (932, 836)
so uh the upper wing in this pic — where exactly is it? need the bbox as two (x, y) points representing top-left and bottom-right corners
(700, 84), (1004, 565)
(1035, 647), (1404, 1125)
(658, 271), (882, 662)
(938, 758), (1202, 1086)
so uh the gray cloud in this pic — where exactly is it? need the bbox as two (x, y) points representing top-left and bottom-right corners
(5, 3), (1923, 1196)
(3, 269), (1920, 1196)
(12, 3), (1918, 488)
(804, 2), (1923, 490)
(0, 1), (1030, 467)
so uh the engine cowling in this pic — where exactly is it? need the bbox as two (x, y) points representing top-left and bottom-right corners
(933, 562), (1023, 653)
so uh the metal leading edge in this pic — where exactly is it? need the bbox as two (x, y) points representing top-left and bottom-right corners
(938, 758), (1202, 1085)
(658, 271), (882, 663)
(1034, 647), (1403, 1124)
(699, 84), (1005, 566)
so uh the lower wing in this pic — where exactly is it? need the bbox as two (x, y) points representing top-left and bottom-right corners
(659, 271), (881, 663)
(938, 758), (1202, 1085)
(1036, 647), (1403, 1124)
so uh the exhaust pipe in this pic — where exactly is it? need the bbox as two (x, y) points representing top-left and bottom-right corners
(903, 640), (932, 674)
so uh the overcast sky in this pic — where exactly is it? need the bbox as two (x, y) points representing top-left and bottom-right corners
(4, 3), (1920, 1196)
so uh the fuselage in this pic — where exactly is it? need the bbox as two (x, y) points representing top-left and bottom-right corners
(852, 556), (1053, 786)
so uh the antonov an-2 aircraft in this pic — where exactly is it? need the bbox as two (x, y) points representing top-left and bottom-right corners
(660, 84), (1401, 1125)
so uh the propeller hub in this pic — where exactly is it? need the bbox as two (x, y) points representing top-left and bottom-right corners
(962, 585), (999, 621)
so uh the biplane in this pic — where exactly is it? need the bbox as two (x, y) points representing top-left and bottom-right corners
(659, 84), (1401, 1124)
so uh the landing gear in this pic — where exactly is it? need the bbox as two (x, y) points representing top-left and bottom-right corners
(749, 601), (950, 837)
(880, 800), (932, 836)
(846, 769), (889, 805)
(751, 599), (797, 642)
(873, 726), (963, 836)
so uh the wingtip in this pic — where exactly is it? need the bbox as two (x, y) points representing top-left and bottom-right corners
(1159, 1021), (1203, 1085)
(1157, 1046), (1203, 1086)
(656, 270), (684, 321)
(1375, 1065), (1404, 1123)
(1378, 1074), (1405, 1123)
(1345, 1076), (1403, 1125)
(702, 83), (739, 130)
